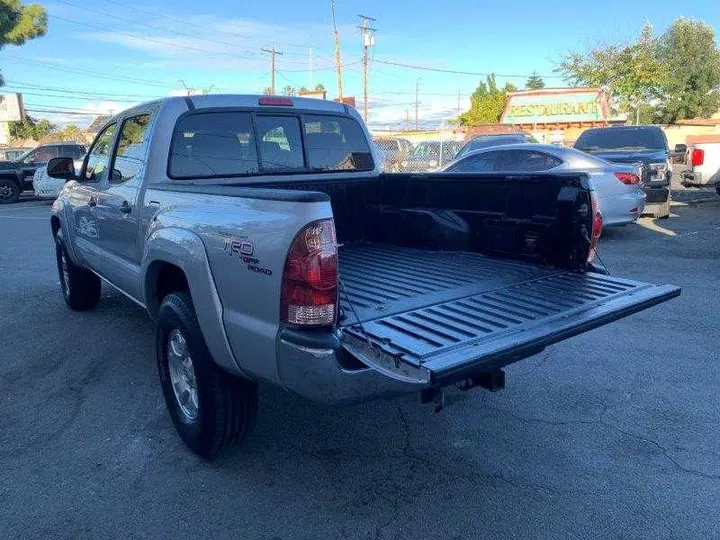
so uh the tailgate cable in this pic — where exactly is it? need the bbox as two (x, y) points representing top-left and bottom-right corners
(583, 230), (611, 275)
(339, 279), (376, 350)
(339, 279), (404, 367)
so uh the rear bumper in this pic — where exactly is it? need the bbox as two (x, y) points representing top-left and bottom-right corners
(276, 328), (416, 405)
(601, 190), (646, 226)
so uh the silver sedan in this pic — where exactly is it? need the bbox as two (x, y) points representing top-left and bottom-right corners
(442, 144), (647, 226)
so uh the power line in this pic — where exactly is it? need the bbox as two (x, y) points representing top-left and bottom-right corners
(100, 0), (334, 55)
(50, 14), (263, 62)
(3, 54), (174, 87)
(2, 89), (141, 103)
(373, 58), (564, 79)
(3, 79), (162, 99)
(53, 0), (312, 60)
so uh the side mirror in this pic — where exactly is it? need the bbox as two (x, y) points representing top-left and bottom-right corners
(47, 157), (76, 180)
(674, 143), (687, 154)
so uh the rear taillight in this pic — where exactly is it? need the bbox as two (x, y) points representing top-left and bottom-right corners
(691, 148), (705, 167)
(588, 191), (603, 262)
(281, 219), (338, 326)
(614, 172), (640, 185)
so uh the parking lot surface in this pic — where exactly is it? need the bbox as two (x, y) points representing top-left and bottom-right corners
(1, 198), (718, 540)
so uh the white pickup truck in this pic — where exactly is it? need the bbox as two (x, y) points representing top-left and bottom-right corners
(680, 135), (720, 194)
(48, 95), (680, 458)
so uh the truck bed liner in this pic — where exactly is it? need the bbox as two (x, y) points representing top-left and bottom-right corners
(338, 244), (680, 384)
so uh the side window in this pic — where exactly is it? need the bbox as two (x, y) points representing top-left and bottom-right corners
(111, 114), (152, 184)
(447, 152), (497, 173)
(169, 112), (257, 179)
(255, 116), (304, 171)
(30, 147), (58, 163)
(495, 150), (562, 172)
(83, 123), (117, 183)
(21, 150), (37, 164)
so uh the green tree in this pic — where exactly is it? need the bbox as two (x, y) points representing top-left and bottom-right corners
(8, 115), (55, 140)
(1, 0), (48, 85)
(556, 23), (664, 123)
(281, 85), (295, 96)
(655, 18), (720, 123)
(315, 83), (326, 92)
(458, 74), (516, 125)
(262, 86), (272, 95)
(525, 71), (546, 89)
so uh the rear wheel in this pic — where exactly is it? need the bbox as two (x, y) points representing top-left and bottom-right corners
(156, 292), (258, 459)
(0, 177), (20, 204)
(55, 237), (101, 310)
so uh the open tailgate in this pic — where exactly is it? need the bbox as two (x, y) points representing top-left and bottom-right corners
(340, 270), (680, 386)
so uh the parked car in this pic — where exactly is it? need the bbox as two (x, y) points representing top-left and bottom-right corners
(455, 133), (538, 160)
(0, 142), (87, 204)
(401, 140), (461, 171)
(442, 144), (647, 226)
(374, 137), (413, 172)
(33, 159), (85, 200)
(0, 147), (32, 161)
(679, 136), (720, 190)
(573, 126), (674, 219)
(48, 95), (679, 458)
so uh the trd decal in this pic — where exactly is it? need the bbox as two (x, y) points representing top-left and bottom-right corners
(223, 238), (272, 276)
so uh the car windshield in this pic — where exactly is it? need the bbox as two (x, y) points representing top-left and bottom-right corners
(575, 128), (665, 152)
(12, 148), (35, 162)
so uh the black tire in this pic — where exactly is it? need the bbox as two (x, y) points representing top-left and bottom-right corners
(55, 236), (101, 311)
(0, 177), (20, 204)
(156, 291), (258, 459)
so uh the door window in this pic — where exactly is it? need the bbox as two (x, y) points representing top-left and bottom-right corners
(494, 150), (562, 172)
(83, 123), (117, 183)
(111, 114), (152, 184)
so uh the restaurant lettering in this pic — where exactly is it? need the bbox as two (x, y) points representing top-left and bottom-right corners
(507, 101), (599, 118)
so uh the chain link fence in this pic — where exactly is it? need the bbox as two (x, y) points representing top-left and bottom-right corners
(371, 122), (466, 173)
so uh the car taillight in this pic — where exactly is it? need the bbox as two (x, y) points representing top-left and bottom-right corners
(614, 172), (640, 185)
(588, 191), (603, 263)
(281, 219), (338, 326)
(691, 148), (705, 167)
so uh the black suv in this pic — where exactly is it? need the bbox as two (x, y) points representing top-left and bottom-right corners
(0, 142), (87, 204)
(574, 126), (676, 219)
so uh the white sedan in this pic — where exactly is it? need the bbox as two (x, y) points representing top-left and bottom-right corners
(442, 144), (647, 226)
(33, 160), (83, 199)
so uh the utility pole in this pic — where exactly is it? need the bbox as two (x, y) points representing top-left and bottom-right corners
(415, 78), (420, 131)
(331, 0), (343, 101)
(261, 46), (283, 94)
(357, 15), (376, 123)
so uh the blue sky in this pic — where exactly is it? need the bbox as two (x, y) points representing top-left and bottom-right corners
(2, 0), (718, 128)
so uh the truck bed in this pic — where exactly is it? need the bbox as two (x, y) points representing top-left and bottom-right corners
(338, 244), (680, 385)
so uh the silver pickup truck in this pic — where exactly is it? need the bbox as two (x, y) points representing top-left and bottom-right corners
(48, 95), (680, 458)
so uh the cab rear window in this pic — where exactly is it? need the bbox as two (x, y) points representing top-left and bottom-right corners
(168, 111), (373, 179)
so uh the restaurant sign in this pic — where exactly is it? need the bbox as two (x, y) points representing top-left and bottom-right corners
(501, 89), (609, 125)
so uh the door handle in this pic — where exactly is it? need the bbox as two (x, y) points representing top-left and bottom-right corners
(88, 196), (97, 207)
(119, 200), (132, 214)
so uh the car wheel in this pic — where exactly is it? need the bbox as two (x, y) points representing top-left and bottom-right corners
(55, 236), (101, 311)
(0, 177), (20, 204)
(156, 291), (258, 459)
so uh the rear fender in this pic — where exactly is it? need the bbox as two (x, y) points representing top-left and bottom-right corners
(142, 227), (249, 378)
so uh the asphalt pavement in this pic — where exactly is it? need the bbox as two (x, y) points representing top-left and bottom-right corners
(0, 198), (718, 540)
